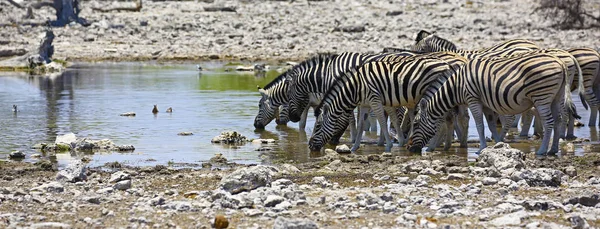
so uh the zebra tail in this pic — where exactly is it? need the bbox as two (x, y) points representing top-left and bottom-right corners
(571, 54), (588, 110)
(564, 55), (582, 120)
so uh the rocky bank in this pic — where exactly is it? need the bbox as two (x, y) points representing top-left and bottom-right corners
(0, 0), (598, 63)
(0, 143), (599, 228)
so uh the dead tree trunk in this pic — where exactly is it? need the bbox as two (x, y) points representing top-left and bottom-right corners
(50, 0), (90, 27)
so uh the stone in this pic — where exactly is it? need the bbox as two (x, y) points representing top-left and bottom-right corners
(55, 133), (77, 145)
(517, 168), (564, 187)
(119, 112), (136, 117)
(566, 194), (600, 207)
(446, 173), (466, 180)
(213, 215), (229, 229)
(251, 139), (276, 144)
(211, 131), (247, 144)
(489, 210), (526, 226)
(265, 195), (285, 207)
(482, 177), (498, 185)
(272, 217), (318, 229)
(177, 132), (193, 136)
(335, 144), (351, 153)
(96, 187), (114, 194)
(210, 153), (228, 164)
(219, 165), (274, 194)
(568, 214), (589, 229)
(30, 222), (71, 228)
(31, 182), (64, 193)
(311, 176), (332, 188)
(326, 160), (342, 171)
(323, 149), (339, 161)
(382, 202), (397, 213)
(333, 25), (365, 33)
(113, 180), (132, 190)
(109, 171), (131, 183)
(278, 164), (301, 175)
(8, 150), (25, 159)
(84, 196), (101, 204)
(56, 161), (87, 183)
(476, 142), (525, 170)
(564, 166), (577, 177)
(243, 209), (263, 217)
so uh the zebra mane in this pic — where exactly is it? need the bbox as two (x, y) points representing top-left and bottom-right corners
(314, 65), (360, 117)
(261, 53), (338, 90)
(381, 47), (427, 54)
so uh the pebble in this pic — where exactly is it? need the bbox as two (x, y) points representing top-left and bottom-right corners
(482, 177), (499, 185)
(264, 195), (285, 207)
(335, 144), (351, 153)
(114, 180), (132, 190)
(213, 215), (229, 229)
(446, 173), (466, 180)
(8, 150), (25, 159)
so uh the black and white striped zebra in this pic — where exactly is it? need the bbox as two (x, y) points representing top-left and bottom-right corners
(254, 56), (330, 130)
(413, 31), (600, 133)
(309, 56), (456, 152)
(408, 53), (578, 155)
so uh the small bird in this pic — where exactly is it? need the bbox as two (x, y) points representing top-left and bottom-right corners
(12, 105), (18, 113)
(166, 107), (173, 113)
(152, 105), (159, 114)
(196, 64), (203, 71)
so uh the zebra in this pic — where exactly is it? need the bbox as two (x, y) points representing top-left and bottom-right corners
(282, 52), (399, 145)
(379, 49), (473, 149)
(407, 53), (580, 155)
(414, 30), (600, 132)
(308, 56), (456, 152)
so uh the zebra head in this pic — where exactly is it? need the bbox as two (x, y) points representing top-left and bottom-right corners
(275, 104), (290, 125)
(285, 70), (310, 123)
(309, 104), (347, 151)
(254, 87), (277, 129)
(408, 102), (441, 153)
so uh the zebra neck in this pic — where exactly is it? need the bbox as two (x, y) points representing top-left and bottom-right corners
(270, 83), (289, 105)
(427, 75), (463, 119)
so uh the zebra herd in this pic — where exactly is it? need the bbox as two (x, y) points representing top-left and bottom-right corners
(253, 30), (600, 155)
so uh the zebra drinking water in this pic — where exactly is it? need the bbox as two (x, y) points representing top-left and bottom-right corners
(308, 56), (456, 152)
(407, 53), (579, 155)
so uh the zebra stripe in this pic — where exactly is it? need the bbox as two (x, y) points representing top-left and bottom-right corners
(309, 56), (455, 152)
(567, 48), (600, 126)
(408, 53), (574, 155)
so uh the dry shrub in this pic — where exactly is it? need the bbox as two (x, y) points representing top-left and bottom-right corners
(535, 0), (600, 29)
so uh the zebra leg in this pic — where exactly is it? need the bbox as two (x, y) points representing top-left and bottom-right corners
(384, 107), (403, 147)
(398, 108), (412, 146)
(351, 106), (369, 152)
(468, 102), (488, 153)
(499, 115), (515, 141)
(299, 105), (310, 130)
(349, 111), (357, 143)
(369, 111), (378, 132)
(511, 114), (521, 128)
(535, 104), (555, 155)
(456, 105), (469, 148)
(566, 113), (576, 140)
(371, 103), (393, 152)
(376, 111), (388, 146)
(589, 105), (599, 126)
(520, 109), (534, 137)
(549, 101), (563, 154)
(483, 109), (501, 142)
(533, 112), (543, 137)
(426, 119), (447, 152)
(444, 115), (455, 151)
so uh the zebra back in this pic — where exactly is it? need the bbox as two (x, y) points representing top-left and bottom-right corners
(413, 33), (539, 54)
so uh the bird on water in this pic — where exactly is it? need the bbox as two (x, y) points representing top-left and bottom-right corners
(152, 105), (159, 114)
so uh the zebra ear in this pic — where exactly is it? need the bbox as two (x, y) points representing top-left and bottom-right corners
(258, 88), (268, 98)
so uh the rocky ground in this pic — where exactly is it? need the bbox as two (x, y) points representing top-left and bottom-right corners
(0, 0), (599, 63)
(0, 143), (599, 228)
